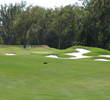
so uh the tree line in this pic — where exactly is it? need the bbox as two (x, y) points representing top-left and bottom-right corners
(0, 0), (110, 49)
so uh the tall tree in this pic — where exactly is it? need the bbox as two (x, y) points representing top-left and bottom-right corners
(0, 2), (25, 44)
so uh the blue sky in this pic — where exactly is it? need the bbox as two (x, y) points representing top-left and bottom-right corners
(0, 0), (82, 8)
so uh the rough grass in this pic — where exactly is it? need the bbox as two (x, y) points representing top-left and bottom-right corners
(0, 45), (110, 100)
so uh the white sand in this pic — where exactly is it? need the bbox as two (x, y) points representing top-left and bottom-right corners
(46, 48), (91, 59)
(65, 48), (91, 59)
(5, 53), (16, 56)
(46, 55), (58, 58)
(99, 55), (110, 58)
(95, 59), (110, 62)
(76, 48), (91, 54)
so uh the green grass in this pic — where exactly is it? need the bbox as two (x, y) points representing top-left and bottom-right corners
(0, 45), (110, 100)
(50, 46), (110, 57)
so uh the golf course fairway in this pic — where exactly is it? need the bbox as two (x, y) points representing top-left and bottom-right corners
(0, 45), (110, 100)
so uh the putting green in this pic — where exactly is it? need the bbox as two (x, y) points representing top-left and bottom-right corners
(0, 45), (110, 100)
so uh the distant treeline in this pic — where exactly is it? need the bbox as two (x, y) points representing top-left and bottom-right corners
(0, 0), (110, 49)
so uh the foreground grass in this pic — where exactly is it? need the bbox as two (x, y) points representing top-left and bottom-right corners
(0, 45), (110, 100)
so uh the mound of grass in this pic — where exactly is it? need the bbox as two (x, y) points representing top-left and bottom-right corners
(81, 46), (110, 56)
(50, 46), (110, 58)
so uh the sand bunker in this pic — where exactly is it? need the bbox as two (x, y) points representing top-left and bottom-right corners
(95, 59), (110, 62)
(5, 53), (16, 56)
(46, 55), (58, 58)
(99, 55), (110, 58)
(65, 48), (91, 59)
(46, 48), (91, 59)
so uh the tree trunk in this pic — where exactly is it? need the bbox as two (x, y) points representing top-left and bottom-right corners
(23, 34), (27, 48)
(58, 38), (61, 49)
(23, 40), (27, 48)
(37, 36), (40, 45)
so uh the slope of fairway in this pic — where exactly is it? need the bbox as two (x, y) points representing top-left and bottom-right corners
(0, 45), (110, 100)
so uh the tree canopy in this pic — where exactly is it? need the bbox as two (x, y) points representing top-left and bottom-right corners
(0, 0), (110, 49)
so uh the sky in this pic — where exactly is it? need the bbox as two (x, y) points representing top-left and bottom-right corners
(0, 0), (82, 8)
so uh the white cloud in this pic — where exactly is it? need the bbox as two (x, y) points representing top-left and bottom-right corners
(0, 0), (82, 8)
